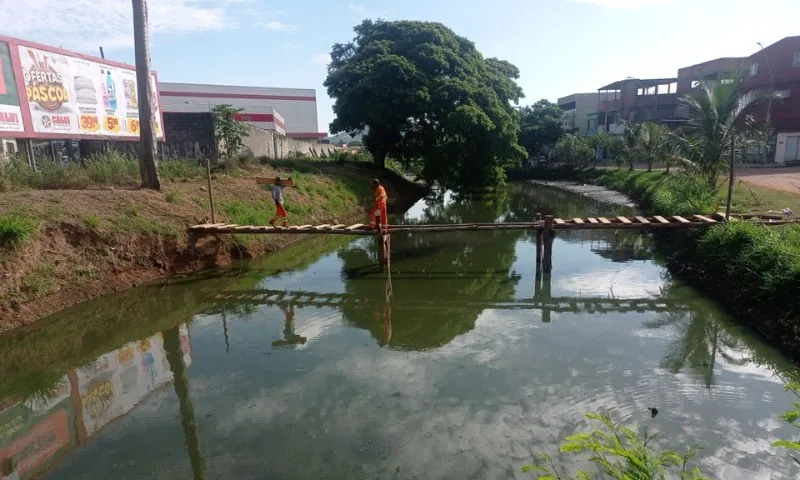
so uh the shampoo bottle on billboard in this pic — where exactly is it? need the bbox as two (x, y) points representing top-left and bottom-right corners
(106, 70), (117, 110)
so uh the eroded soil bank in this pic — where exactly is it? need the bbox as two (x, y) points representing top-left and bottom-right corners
(0, 163), (424, 331)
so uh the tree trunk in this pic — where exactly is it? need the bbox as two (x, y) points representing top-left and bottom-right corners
(132, 0), (161, 190)
(725, 136), (736, 220)
(374, 149), (387, 169)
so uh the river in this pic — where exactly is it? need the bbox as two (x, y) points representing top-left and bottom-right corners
(0, 182), (797, 480)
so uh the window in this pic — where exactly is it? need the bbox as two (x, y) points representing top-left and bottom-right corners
(750, 62), (759, 76)
(794, 52), (800, 67)
(691, 80), (701, 88)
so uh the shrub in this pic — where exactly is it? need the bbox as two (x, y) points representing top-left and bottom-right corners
(0, 214), (38, 249)
(523, 413), (709, 480)
(159, 158), (206, 181)
(84, 151), (139, 185)
(165, 190), (180, 204)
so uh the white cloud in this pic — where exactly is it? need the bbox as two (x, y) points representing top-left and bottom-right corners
(264, 20), (297, 32)
(0, 0), (242, 51)
(567, 0), (665, 7)
(311, 53), (331, 66)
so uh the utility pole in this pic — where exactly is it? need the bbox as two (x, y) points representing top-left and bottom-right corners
(132, 0), (161, 190)
(757, 42), (775, 163)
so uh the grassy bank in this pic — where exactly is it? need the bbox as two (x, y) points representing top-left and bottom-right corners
(537, 167), (800, 359)
(0, 153), (424, 330)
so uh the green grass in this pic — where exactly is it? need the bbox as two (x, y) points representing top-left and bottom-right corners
(720, 181), (800, 215)
(109, 212), (180, 236)
(0, 152), (209, 190)
(84, 215), (101, 229)
(166, 190), (180, 204)
(0, 214), (38, 250)
(21, 264), (56, 298)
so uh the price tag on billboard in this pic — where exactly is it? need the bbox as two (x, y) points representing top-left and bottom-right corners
(80, 114), (100, 132)
(104, 115), (120, 133)
(127, 118), (140, 134)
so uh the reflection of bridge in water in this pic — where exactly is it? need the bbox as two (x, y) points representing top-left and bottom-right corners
(216, 288), (692, 315)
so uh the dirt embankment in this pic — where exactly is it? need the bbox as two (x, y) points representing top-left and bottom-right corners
(0, 163), (425, 331)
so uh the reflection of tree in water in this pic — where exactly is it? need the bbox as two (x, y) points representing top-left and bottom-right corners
(271, 303), (307, 348)
(644, 280), (791, 388)
(338, 193), (523, 351)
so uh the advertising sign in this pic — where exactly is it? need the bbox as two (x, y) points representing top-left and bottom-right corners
(0, 41), (24, 133)
(17, 43), (163, 140)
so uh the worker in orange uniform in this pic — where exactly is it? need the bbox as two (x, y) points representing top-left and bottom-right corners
(269, 176), (292, 227)
(370, 179), (388, 229)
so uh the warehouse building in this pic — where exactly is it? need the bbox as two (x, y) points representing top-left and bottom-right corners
(158, 82), (324, 140)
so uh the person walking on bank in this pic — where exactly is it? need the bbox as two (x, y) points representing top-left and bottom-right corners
(269, 176), (292, 227)
(370, 179), (388, 229)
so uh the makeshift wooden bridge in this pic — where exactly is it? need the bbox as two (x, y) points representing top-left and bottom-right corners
(188, 212), (787, 272)
(215, 288), (692, 315)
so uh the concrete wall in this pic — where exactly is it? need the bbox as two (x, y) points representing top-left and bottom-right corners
(162, 112), (216, 159)
(159, 82), (322, 138)
(775, 132), (800, 163)
(241, 123), (340, 159)
(558, 93), (597, 136)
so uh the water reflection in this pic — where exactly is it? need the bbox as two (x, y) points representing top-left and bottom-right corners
(0, 182), (797, 479)
(0, 325), (193, 479)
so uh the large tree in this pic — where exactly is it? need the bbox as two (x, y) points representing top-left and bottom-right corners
(325, 20), (526, 191)
(518, 99), (565, 159)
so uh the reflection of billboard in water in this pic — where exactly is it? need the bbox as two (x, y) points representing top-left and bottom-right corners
(0, 325), (192, 479)
(77, 330), (174, 437)
(0, 376), (74, 480)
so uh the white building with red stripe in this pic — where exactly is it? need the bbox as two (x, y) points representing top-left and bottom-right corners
(158, 82), (324, 140)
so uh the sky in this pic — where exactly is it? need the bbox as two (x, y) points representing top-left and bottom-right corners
(1, 0), (799, 135)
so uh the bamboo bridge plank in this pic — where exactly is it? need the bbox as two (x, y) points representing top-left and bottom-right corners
(598, 217), (612, 224)
(587, 218), (599, 224)
(634, 216), (650, 224)
(693, 215), (717, 223)
(653, 216), (670, 224)
(617, 216), (633, 224)
(554, 218), (566, 225)
(346, 224), (365, 230)
(672, 216), (690, 223)
(572, 218), (585, 224)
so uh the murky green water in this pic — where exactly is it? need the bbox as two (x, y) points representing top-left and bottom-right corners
(1, 183), (798, 480)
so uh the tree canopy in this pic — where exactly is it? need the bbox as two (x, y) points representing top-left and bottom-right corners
(518, 99), (565, 159)
(324, 19), (526, 191)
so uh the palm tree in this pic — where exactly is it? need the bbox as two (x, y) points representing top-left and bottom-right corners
(634, 122), (670, 172)
(619, 120), (642, 171)
(671, 72), (776, 217)
(132, 0), (161, 190)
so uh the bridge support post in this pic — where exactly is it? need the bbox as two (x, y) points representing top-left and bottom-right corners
(543, 215), (554, 273)
(535, 213), (543, 267)
(378, 229), (391, 266)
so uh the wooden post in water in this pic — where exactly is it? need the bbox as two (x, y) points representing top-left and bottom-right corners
(535, 213), (543, 267)
(378, 227), (391, 266)
(543, 215), (554, 273)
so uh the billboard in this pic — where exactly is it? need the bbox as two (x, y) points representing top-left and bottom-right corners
(0, 35), (164, 141)
(0, 41), (24, 132)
